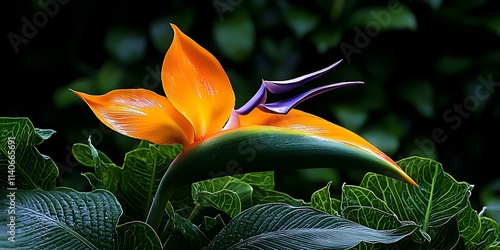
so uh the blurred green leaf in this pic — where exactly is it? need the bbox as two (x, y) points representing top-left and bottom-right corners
(484, 15), (500, 36)
(479, 179), (500, 224)
(346, 5), (417, 32)
(149, 16), (174, 54)
(310, 27), (343, 54)
(213, 11), (255, 62)
(360, 127), (400, 156)
(330, 104), (368, 131)
(282, 4), (321, 37)
(105, 27), (147, 64)
(435, 56), (473, 75)
(149, 10), (195, 53)
(397, 80), (435, 118)
(96, 61), (125, 93)
(418, 0), (443, 10)
(53, 78), (95, 108)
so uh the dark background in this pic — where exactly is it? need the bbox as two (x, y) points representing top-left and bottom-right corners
(3, 1), (500, 221)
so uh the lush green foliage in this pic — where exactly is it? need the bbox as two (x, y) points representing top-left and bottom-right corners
(4, 1), (500, 248)
(1, 117), (499, 249)
(6, 1), (499, 219)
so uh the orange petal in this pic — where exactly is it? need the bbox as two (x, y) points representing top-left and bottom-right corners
(162, 23), (235, 141)
(239, 108), (418, 186)
(72, 89), (194, 147)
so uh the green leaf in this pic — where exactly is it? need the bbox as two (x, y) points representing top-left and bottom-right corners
(251, 186), (306, 207)
(72, 143), (121, 193)
(0, 117), (58, 190)
(341, 184), (413, 230)
(115, 221), (162, 250)
(346, 5), (417, 32)
(360, 127), (400, 156)
(53, 78), (95, 108)
(397, 80), (435, 118)
(213, 11), (255, 62)
(105, 27), (147, 64)
(477, 217), (500, 248)
(72, 142), (114, 167)
(192, 176), (253, 218)
(360, 156), (473, 243)
(234, 171), (275, 190)
(282, 4), (321, 37)
(87, 137), (105, 189)
(205, 203), (418, 249)
(149, 10), (195, 53)
(457, 202), (482, 249)
(96, 61), (125, 93)
(330, 104), (368, 131)
(458, 203), (500, 249)
(162, 202), (209, 249)
(34, 128), (56, 140)
(200, 214), (225, 231)
(435, 56), (473, 75)
(0, 188), (122, 250)
(311, 181), (339, 215)
(74, 142), (181, 221)
(116, 143), (181, 221)
(310, 27), (343, 54)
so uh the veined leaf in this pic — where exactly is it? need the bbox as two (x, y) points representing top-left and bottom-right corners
(341, 184), (408, 230)
(251, 186), (306, 207)
(0, 188), (122, 250)
(115, 221), (162, 250)
(72, 142), (114, 167)
(0, 117), (58, 190)
(73, 142), (182, 222)
(192, 176), (253, 218)
(73, 142), (122, 192)
(311, 181), (339, 216)
(205, 203), (418, 249)
(360, 156), (473, 243)
(117, 144), (180, 221)
(234, 171), (275, 190)
(162, 202), (209, 249)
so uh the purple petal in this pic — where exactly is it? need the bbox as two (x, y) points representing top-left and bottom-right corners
(263, 60), (343, 94)
(259, 81), (364, 114)
(235, 83), (268, 115)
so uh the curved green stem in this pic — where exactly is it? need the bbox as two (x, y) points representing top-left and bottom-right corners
(146, 168), (179, 232)
(145, 126), (417, 232)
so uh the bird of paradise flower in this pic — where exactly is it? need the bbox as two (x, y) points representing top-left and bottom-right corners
(72, 23), (418, 231)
